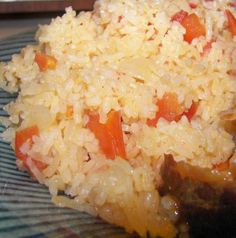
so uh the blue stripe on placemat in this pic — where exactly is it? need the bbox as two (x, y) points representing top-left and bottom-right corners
(0, 30), (36, 62)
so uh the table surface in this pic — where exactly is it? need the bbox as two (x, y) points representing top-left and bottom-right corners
(0, 2), (94, 38)
(0, 0), (94, 14)
(0, 17), (51, 40)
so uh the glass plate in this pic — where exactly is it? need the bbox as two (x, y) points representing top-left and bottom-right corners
(0, 31), (136, 238)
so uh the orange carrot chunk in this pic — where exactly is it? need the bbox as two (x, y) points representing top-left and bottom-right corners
(15, 125), (46, 171)
(35, 53), (57, 71)
(182, 101), (198, 121)
(228, 2), (236, 8)
(213, 160), (229, 172)
(106, 110), (126, 159)
(189, 2), (198, 9)
(118, 15), (123, 23)
(66, 105), (74, 118)
(15, 125), (39, 163)
(201, 40), (215, 57)
(87, 112), (115, 159)
(181, 13), (206, 43)
(171, 10), (188, 23)
(32, 160), (48, 171)
(225, 10), (236, 36)
(147, 93), (184, 127)
(87, 110), (126, 160)
(147, 95), (198, 127)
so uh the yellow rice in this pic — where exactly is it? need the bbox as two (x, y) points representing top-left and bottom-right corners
(0, 0), (235, 237)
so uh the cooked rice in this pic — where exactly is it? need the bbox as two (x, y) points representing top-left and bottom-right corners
(0, 0), (236, 237)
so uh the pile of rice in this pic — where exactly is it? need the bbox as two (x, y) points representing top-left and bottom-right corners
(0, 0), (236, 237)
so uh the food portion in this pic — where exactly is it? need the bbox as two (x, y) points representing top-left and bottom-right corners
(0, 0), (235, 237)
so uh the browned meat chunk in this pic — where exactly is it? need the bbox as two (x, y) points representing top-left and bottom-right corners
(159, 155), (236, 238)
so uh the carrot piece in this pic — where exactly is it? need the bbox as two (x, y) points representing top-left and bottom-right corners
(118, 15), (123, 23)
(172, 11), (205, 43)
(182, 101), (198, 121)
(189, 2), (198, 8)
(106, 110), (126, 159)
(35, 53), (57, 71)
(171, 10), (188, 23)
(201, 40), (215, 57)
(87, 112), (115, 159)
(87, 110), (126, 160)
(15, 125), (46, 171)
(147, 93), (184, 127)
(66, 105), (74, 118)
(213, 160), (229, 172)
(225, 10), (236, 36)
(228, 2), (236, 7)
(147, 95), (199, 127)
(15, 125), (39, 163)
(181, 13), (206, 43)
(32, 160), (48, 171)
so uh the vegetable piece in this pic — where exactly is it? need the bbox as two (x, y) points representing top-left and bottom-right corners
(225, 10), (236, 36)
(33, 160), (47, 171)
(172, 11), (206, 43)
(189, 2), (198, 8)
(106, 110), (126, 159)
(182, 101), (198, 121)
(213, 160), (229, 172)
(87, 112), (115, 159)
(15, 125), (39, 163)
(35, 53), (57, 71)
(87, 110), (126, 160)
(118, 15), (123, 23)
(171, 10), (188, 23)
(228, 2), (236, 7)
(66, 105), (74, 118)
(147, 95), (198, 127)
(181, 13), (206, 43)
(15, 125), (46, 171)
(201, 40), (214, 56)
(147, 93), (184, 127)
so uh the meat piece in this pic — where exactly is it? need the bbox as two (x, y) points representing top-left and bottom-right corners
(159, 155), (236, 238)
(219, 103), (236, 135)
